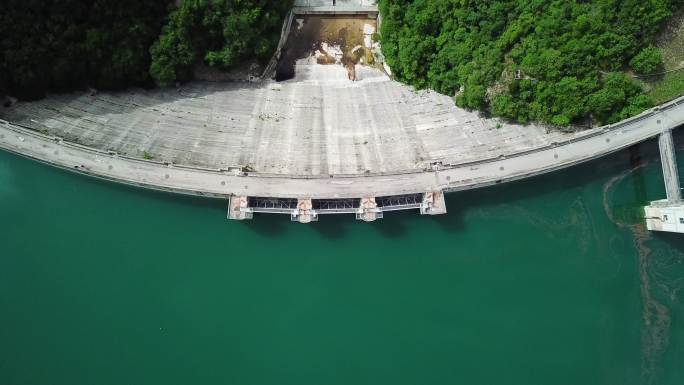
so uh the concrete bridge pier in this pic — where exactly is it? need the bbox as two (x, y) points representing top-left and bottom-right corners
(645, 129), (684, 232)
(292, 198), (318, 223)
(228, 195), (253, 220)
(420, 191), (447, 215)
(357, 197), (382, 222)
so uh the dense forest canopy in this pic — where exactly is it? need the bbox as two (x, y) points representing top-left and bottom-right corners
(379, 0), (684, 126)
(0, 0), (292, 99)
(0, 0), (169, 100)
(150, 0), (292, 86)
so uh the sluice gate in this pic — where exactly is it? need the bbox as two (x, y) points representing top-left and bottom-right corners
(228, 192), (446, 223)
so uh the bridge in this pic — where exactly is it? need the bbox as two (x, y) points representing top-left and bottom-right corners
(1, 0), (683, 225)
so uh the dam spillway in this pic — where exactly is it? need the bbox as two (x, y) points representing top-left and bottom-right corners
(1, 1), (684, 223)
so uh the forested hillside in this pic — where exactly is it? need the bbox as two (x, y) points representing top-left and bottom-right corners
(150, 0), (292, 86)
(379, 0), (684, 126)
(0, 0), (169, 100)
(0, 0), (292, 100)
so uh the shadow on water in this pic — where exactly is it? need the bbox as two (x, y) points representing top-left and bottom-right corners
(440, 142), (658, 220)
(629, 144), (650, 202)
(602, 144), (654, 226)
(8, 151), (228, 214)
(10, 124), (684, 241)
(107, 181), (226, 213)
(36, 136), (664, 239)
(240, 213), (289, 237)
(427, 202), (466, 233)
(207, 127), (675, 239)
(368, 210), (409, 238)
(312, 216), (352, 240)
(430, 136), (667, 233)
(654, 231), (684, 251)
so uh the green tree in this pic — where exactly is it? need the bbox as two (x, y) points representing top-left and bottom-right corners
(630, 46), (663, 75)
(0, 0), (169, 100)
(586, 73), (652, 123)
(149, 0), (292, 86)
(379, 0), (684, 126)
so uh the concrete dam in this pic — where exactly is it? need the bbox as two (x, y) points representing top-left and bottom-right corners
(1, 0), (684, 225)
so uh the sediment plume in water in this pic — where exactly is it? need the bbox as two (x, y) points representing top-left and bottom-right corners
(601, 160), (671, 385)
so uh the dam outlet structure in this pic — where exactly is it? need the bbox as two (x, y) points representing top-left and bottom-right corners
(228, 192), (446, 223)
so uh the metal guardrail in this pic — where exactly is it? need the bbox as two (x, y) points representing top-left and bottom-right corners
(375, 194), (423, 211)
(238, 194), (426, 216)
(249, 197), (298, 210)
(238, 195), (426, 216)
(313, 198), (359, 210)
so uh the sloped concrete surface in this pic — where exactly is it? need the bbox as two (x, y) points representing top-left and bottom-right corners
(1, 96), (682, 200)
(1, 64), (580, 177)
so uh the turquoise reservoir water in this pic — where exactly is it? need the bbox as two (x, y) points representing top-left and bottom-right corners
(0, 139), (683, 385)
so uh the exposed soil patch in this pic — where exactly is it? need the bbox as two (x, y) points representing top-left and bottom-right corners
(641, 7), (684, 103)
(276, 15), (377, 81)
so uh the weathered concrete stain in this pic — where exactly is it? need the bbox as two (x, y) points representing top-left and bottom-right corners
(276, 15), (377, 81)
